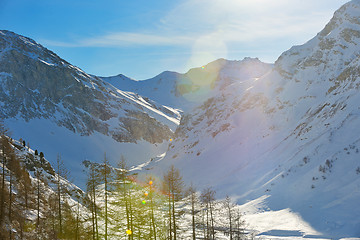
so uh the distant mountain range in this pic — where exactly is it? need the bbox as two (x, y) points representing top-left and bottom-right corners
(1, 0), (360, 237)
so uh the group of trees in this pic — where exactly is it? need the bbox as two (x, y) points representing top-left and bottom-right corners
(185, 185), (247, 240)
(0, 123), (35, 239)
(0, 122), (90, 239)
(83, 156), (248, 240)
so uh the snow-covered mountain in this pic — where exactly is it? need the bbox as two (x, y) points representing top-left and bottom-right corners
(101, 57), (273, 111)
(152, 0), (360, 237)
(0, 30), (181, 187)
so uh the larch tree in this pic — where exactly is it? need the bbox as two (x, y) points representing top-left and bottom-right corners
(85, 162), (100, 240)
(35, 168), (43, 228)
(116, 156), (134, 240)
(55, 153), (69, 237)
(201, 187), (216, 239)
(0, 136), (8, 226)
(186, 184), (198, 240)
(234, 209), (246, 240)
(101, 153), (112, 240)
(223, 195), (235, 240)
(147, 177), (157, 240)
(163, 165), (184, 240)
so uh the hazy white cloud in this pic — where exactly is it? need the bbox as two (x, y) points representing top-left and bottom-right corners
(44, 0), (348, 50)
(160, 0), (348, 42)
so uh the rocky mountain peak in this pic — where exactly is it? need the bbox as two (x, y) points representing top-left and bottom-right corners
(276, 0), (360, 82)
(0, 30), (178, 144)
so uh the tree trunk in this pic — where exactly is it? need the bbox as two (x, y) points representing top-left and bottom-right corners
(172, 193), (176, 240)
(90, 194), (95, 240)
(228, 205), (233, 240)
(150, 183), (156, 240)
(94, 185), (99, 239)
(202, 208), (206, 240)
(37, 172), (40, 228)
(9, 165), (12, 240)
(168, 192), (172, 240)
(56, 156), (62, 235)
(210, 202), (215, 239)
(206, 202), (210, 239)
(0, 145), (6, 225)
(191, 194), (196, 240)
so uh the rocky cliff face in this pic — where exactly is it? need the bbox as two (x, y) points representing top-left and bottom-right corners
(0, 30), (179, 144)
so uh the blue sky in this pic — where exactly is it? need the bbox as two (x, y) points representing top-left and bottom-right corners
(0, 0), (349, 79)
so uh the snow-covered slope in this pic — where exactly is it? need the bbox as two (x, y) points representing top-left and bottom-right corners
(153, 0), (360, 237)
(0, 30), (181, 187)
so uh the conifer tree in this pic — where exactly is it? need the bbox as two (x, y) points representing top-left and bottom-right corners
(101, 153), (111, 240)
(55, 153), (69, 237)
(35, 168), (43, 228)
(86, 163), (100, 240)
(116, 156), (134, 240)
(234, 209), (245, 240)
(0, 137), (8, 226)
(147, 177), (157, 240)
(223, 195), (235, 240)
(163, 165), (184, 240)
(8, 154), (14, 239)
(186, 184), (198, 240)
(201, 187), (216, 239)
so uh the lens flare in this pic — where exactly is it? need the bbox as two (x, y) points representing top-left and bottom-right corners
(144, 192), (148, 197)
(180, 33), (227, 104)
(142, 200), (146, 204)
(149, 180), (153, 185)
(126, 229), (132, 235)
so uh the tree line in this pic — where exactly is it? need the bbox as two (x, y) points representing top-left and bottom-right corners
(0, 123), (90, 239)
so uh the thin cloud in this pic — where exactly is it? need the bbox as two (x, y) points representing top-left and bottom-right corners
(43, 0), (348, 49)
(160, 0), (347, 42)
(43, 32), (196, 48)
(40, 39), (79, 47)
